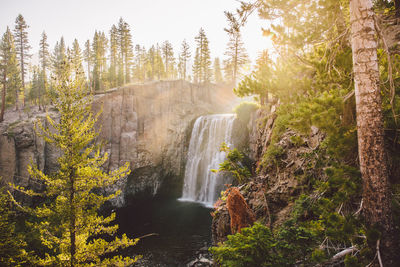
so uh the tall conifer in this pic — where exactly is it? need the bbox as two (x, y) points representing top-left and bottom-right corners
(0, 27), (21, 121)
(13, 14), (31, 109)
(10, 59), (139, 266)
(38, 31), (49, 110)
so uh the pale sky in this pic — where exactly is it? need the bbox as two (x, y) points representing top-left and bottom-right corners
(0, 0), (272, 67)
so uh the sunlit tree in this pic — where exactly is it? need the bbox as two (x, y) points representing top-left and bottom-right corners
(178, 39), (191, 81)
(10, 59), (139, 266)
(223, 11), (248, 85)
(193, 28), (212, 84)
(0, 27), (21, 121)
(14, 14), (31, 108)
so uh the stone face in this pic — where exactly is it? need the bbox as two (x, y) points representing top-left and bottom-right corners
(0, 81), (235, 206)
(211, 105), (326, 243)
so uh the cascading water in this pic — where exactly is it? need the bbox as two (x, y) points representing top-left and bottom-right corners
(179, 114), (236, 207)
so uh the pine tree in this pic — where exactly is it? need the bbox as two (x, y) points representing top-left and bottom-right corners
(161, 40), (175, 79)
(92, 31), (108, 91)
(83, 40), (92, 92)
(146, 45), (155, 80)
(213, 57), (223, 84)
(178, 39), (191, 80)
(193, 28), (212, 84)
(350, 0), (398, 264)
(109, 25), (118, 87)
(71, 39), (85, 82)
(51, 37), (67, 80)
(10, 60), (139, 266)
(117, 18), (133, 84)
(234, 50), (271, 105)
(0, 27), (21, 122)
(223, 11), (249, 85)
(28, 65), (40, 105)
(133, 45), (146, 82)
(0, 187), (28, 266)
(155, 44), (165, 80)
(13, 14), (31, 109)
(38, 31), (49, 110)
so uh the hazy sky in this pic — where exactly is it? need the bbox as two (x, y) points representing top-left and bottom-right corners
(0, 0), (272, 66)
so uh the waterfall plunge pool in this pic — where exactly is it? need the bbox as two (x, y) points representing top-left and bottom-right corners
(116, 197), (213, 266)
(115, 114), (238, 266)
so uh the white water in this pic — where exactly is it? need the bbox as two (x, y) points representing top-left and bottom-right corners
(179, 114), (236, 207)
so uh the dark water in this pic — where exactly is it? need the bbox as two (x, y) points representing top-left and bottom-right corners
(116, 197), (213, 266)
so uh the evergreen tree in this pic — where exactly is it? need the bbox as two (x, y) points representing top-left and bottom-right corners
(155, 44), (165, 80)
(117, 18), (133, 84)
(10, 60), (139, 266)
(92, 31), (108, 91)
(13, 14), (31, 109)
(234, 50), (272, 105)
(133, 44), (146, 82)
(71, 39), (85, 82)
(38, 31), (50, 110)
(0, 27), (21, 122)
(350, 0), (398, 264)
(178, 39), (191, 81)
(223, 11), (249, 85)
(146, 45), (156, 80)
(213, 57), (223, 84)
(51, 37), (67, 80)
(161, 40), (175, 79)
(109, 25), (118, 87)
(193, 28), (212, 84)
(83, 39), (92, 92)
(28, 65), (40, 105)
(0, 187), (28, 266)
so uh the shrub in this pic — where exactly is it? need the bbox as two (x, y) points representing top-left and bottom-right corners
(234, 102), (259, 124)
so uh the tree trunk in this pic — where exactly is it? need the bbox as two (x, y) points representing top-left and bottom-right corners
(69, 169), (76, 267)
(395, 0), (400, 18)
(350, 0), (399, 265)
(20, 44), (25, 108)
(0, 72), (6, 122)
(38, 77), (41, 111)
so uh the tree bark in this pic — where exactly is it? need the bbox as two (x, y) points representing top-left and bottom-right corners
(350, 0), (399, 265)
(395, 0), (400, 18)
(69, 168), (76, 267)
(20, 39), (25, 108)
(0, 72), (6, 122)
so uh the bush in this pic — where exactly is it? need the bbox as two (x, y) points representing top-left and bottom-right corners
(212, 143), (251, 184)
(234, 102), (259, 124)
(210, 221), (319, 267)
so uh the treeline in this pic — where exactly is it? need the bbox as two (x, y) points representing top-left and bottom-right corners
(0, 13), (250, 121)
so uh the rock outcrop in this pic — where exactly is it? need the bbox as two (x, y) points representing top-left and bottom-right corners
(212, 105), (326, 244)
(0, 80), (236, 206)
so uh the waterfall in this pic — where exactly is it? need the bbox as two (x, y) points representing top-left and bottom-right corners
(179, 114), (236, 207)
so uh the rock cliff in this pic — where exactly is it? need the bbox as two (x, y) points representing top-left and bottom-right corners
(0, 80), (236, 206)
(212, 106), (325, 244)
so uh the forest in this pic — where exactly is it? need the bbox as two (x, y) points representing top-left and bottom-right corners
(1, 0), (400, 266)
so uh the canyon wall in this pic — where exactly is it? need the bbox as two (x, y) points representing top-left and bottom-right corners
(0, 80), (236, 206)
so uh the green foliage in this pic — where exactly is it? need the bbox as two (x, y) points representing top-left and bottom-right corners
(0, 187), (30, 266)
(215, 0), (400, 265)
(9, 60), (139, 266)
(212, 142), (251, 184)
(289, 135), (304, 147)
(193, 28), (212, 83)
(210, 223), (277, 267)
(233, 50), (271, 104)
(210, 221), (319, 267)
(233, 101), (259, 124)
(0, 27), (21, 109)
